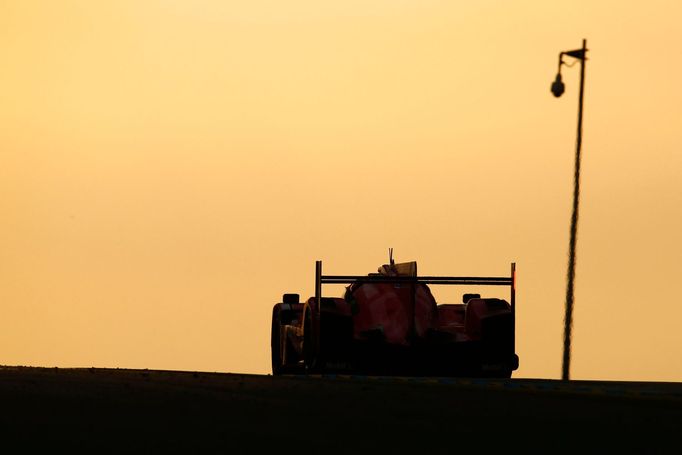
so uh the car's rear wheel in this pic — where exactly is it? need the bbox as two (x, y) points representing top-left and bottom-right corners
(271, 306), (283, 375)
(302, 306), (321, 373)
(491, 369), (512, 379)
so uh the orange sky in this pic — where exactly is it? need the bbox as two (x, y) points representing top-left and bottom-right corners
(1, 1), (681, 381)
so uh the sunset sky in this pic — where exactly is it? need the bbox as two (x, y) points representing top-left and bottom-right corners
(2, 1), (681, 381)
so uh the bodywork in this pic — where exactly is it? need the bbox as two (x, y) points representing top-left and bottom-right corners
(272, 260), (518, 377)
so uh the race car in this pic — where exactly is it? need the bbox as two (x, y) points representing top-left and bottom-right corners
(271, 256), (518, 377)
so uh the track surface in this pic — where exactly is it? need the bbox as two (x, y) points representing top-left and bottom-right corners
(1, 366), (680, 453)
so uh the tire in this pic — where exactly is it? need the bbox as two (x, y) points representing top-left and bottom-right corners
(302, 305), (321, 373)
(271, 306), (283, 375)
(491, 369), (512, 379)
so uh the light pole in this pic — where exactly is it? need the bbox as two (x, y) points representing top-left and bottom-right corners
(551, 39), (588, 381)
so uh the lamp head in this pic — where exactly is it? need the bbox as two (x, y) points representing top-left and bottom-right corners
(551, 73), (565, 97)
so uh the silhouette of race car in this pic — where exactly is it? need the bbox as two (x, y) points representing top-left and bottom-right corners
(271, 255), (518, 377)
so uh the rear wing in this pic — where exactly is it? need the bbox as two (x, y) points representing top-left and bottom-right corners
(314, 260), (517, 349)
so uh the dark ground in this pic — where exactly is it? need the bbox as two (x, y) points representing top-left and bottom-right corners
(0, 366), (680, 453)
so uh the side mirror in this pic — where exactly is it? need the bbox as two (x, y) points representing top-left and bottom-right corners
(463, 293), (481, 304)
(282, 293), (300, 304)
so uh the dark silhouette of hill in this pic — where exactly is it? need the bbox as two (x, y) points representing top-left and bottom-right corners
(0, 366), (679, 453)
